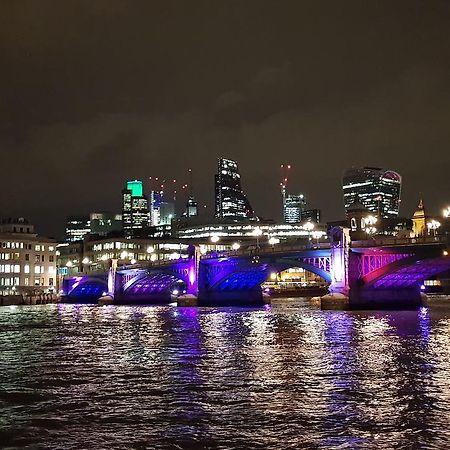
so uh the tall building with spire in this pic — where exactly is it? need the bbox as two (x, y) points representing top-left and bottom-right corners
(214, 158), (256, 221)
(412, 198), (427, 236)
(343, 167), (402, 218)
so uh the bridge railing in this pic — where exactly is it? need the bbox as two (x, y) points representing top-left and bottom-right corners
(118, 257), (191, 271)
(351, 235), (449, 248)
(200, 241), (330, 260)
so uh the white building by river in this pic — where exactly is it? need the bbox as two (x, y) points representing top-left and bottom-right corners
(0, 218), (57, 295)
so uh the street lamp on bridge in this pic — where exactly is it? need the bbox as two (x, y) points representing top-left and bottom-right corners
(252, 227), (263, 250)
(427, 219), (441, 236)
(268, 237), (280, 250)
(232, 242), (241, 251)
(443, 207), (450, 219)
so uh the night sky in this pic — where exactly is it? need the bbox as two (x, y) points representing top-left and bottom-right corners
(1, 0), (450, 238)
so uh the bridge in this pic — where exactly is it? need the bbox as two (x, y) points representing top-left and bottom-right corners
(61, 228), (450, 308)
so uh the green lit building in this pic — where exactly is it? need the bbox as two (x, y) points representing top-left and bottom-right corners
(122, 180), (150, 238)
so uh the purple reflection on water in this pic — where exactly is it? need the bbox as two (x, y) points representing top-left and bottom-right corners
(322, 312), (362, 447)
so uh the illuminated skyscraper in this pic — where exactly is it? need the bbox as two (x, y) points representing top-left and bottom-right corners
(159, 201), (176, 225)
(343, 167), (401, 218)
(122, 180), (149, 237)
(283, 193), (307, 223)
(214, 158), (256, 221)
(149, 191), (162, 226)
(185, 196), (198, 218)
(65, 216), (90, 242)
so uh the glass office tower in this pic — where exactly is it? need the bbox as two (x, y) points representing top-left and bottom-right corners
(343, 167), (401, 218)
(283, 193), (307, 223)
(122, 180), (149, 237)
(214, 158), (256, 221)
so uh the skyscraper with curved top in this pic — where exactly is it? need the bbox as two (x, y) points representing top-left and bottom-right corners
(343, 167), (402, 218)
(214, 158), (256, 221)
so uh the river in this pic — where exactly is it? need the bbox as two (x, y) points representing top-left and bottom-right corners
(1, 299), (450, 449)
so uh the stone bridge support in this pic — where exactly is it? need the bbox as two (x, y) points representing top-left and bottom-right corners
(324, 227), (426, 309)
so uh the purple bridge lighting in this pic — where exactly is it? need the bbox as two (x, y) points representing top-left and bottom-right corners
(61, 228), (450, 308)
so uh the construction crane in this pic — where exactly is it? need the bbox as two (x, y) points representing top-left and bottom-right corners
(280, 164), (292, 218)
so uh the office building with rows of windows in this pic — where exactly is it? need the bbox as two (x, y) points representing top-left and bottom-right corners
(343, 167), (402, 218)
(214, 158), (256, 221)
(122, 180), (150, 237)
(283, 193), (307, 223)
(57, 236), (231, 277)
(0, 218), (57, 295)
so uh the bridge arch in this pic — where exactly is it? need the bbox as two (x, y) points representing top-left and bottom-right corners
(269, 258), (332, 284)
(208, 257), (331, 292)
(66, 276), (108, 299)
(363, 255), (450, 288)
(122, 269), (190, 298)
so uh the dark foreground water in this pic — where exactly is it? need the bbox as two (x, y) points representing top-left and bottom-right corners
(1, 299), (450, 449)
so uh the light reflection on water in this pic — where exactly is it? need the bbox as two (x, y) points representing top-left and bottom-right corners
(1, 299), (450, 449)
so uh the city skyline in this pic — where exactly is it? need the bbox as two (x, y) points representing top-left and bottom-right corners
(1, 1), (450, 237)
(3, 159), (449, 239)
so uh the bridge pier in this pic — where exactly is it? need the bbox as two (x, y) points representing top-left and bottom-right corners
(348, 286), (425, 309)
(197, 287), (264, 307)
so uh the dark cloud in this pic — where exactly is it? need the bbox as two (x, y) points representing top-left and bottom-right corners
(1, 0), (450, 237)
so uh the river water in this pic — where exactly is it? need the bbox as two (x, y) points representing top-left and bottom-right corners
(1, 299), (450, 449)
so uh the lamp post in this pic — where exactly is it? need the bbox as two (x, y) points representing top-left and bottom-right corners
(268, 236), (279, 251)
(443, 207), (450, 219)
(311, 230), (322, 246)
(253, 227), (263, 250)
(303, 221), (314, 245)
(427, 219), (441, 236)
(364, 215), (378, 235)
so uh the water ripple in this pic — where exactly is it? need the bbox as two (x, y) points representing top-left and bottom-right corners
(1, 300), (450, 449)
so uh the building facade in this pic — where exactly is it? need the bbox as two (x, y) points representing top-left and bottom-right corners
(343, 167), (401, 218)
(283, 193), (307, 223)
(122, 180), (150, 237)
(57, 236), (231, 277)
(90, 212), (122, 236)
(214, 158), (256, 221)
(301, 209), (321, 223)
(177, 220), (327, 242)
(65, 216), (91, 242)
(185, 196), (198, 218)
(0, 218), (57, 295)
